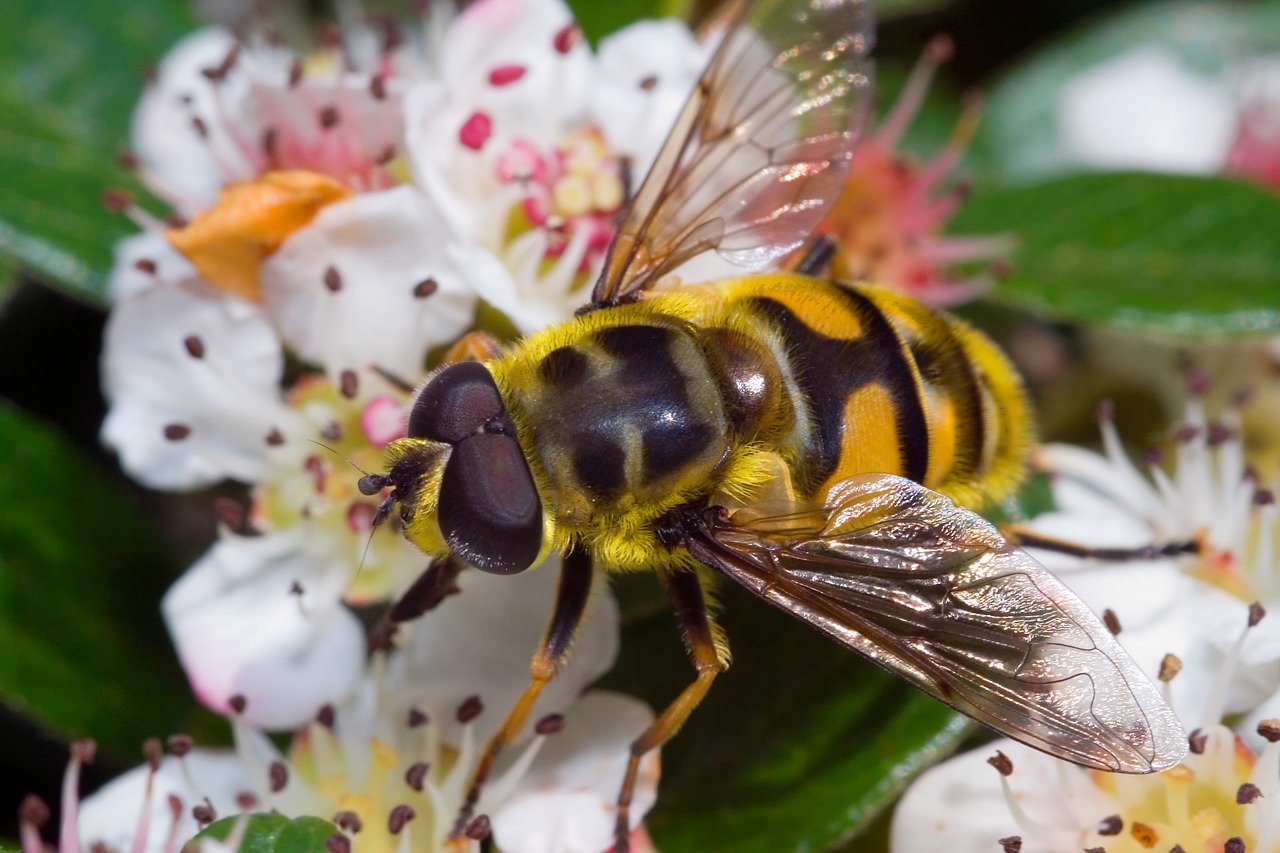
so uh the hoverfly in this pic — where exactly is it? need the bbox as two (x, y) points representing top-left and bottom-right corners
(364, 0), (1187, 846)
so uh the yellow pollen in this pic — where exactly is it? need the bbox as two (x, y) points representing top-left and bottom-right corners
(1189, 806), (1226, 840)
(591, 173), (624, 212)
(562, 130), (607, 175)
(370, 738), (400, 769)
(552, 174), (593, 218)
(1130, 821), (1159, 849)
(338, 792), (377, 821)
(315, 773), (348, 801)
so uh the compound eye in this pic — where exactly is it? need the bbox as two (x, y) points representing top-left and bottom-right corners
(438, 433), (543, 574)
(408, 361), (504, 443)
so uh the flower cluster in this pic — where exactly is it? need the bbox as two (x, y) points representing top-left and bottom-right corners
(891, 383), (1280, 853)
(89, 0), (712, 849)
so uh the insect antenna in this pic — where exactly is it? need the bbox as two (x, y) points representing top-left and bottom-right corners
(307, 439), (398, 579)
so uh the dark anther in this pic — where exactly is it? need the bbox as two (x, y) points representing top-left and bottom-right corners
(552, 23), (580, 54)
(369, 75), (387, 100)
(324, 266), (343, 292)
(405, 761), (430, 791)
(103, 188), (135, 212)
(1188, 729), (1207, 755)
(1097, 814), (1122, 835)
(191, 116), (210, 139)
(316, 704), (336, 728)
(288, 59), (304, 87)
(19, 795), (51, 827)
(457, 695), (484, 724)
(1258, 719), (1280, 743)
(1250, 601), (1267, 627)
(325, 834), (352, 853)
(1224, 838), (1246, 853)
(229, 694), (248, 714)
(193, 801), (216, 826)
(266, 427), (285, 446)
(1257, 489), (1277, 507)
(535, 714), (565, 735)
(464, 815), (492, 841)
(333, 811), (363, 833)
(144, 737), (164, 770)
(268, 760), (289, 792)
(262, 127), (278, 156)
(134, 258), (158, 274)
(638, 75), (658, 91)
(407, 708), (428, 728)
(388, 805), (416, 834)
(375, 144), (397, 165)
(163, 423), (192, 441)
(986, 750), (1013, 777)
(413, 278), (438, 298)
(1158, 653), (1182, 682)
(321, 421), (343, 441)
(340, 370), (359, 399)
(236, 791), (258, 809)
(71, 739), (98, 764)
(167, 734), (195, 757)
(997, 837), (1021, 853)
(1102, 609), (1122, 635)
(1238, 782), (1263, 804)
(319, 105), (341, 128)
(359, 474), (391, 496)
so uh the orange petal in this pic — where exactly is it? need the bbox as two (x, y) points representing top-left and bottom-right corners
(166, 170), (353, 301)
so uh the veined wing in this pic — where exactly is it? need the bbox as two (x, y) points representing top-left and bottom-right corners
(684, 473), (1187, 773)
(591, 0), (875, 306)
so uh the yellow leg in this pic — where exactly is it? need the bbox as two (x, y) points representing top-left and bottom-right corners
(449, 548), (595, 839)
(442, 331), (503, 364)
(615, 569), (729, 852)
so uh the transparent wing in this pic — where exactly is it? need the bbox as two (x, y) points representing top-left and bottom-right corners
(685, 473), (1188, 773)
(591, 0), (875, 306)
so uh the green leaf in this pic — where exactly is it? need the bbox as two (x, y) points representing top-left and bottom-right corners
(0, 403), (192, 752)
(184, 814), (339, 853)
(971, 1), (1280, 183)
(601, 576), (971, 853)
(0, 0), (196, 302)
(952, 172), (1280, 337)
(566, 0), (692, 46)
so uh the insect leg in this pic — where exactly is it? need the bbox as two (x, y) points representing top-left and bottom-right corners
(442, 330), (503, 364)
(1003, 525), (1203, 562)
(614, 568), (729, 853)
(368, 554), (467, 650)
(450, 546), (595, 838)
(791, 234), (837, 277)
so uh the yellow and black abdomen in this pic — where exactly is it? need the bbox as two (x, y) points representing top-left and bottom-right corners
(706, 275), (1032, 509)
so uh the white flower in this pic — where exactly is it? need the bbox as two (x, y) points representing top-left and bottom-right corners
(1058, 46), (1236, 175)
(1022, 398), (1280, 736)
(1056, 44), (1280, 188)
(68, 565), (657, 853)
(405, 0), (707, 330)
(890, 624), (1280, 853)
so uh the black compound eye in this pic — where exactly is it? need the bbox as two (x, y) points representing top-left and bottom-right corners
(438, 433), (543, 574)
(408, 362), (504, 443)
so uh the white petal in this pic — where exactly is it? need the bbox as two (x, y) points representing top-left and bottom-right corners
(889, 740), (1094, 853)
(107, 231), (200, 302)
(489, 691), (657, 853)
(162, 531), (366, 729)
(131, 27), (247, 211)
(100, 279), (285, 490)
(591, 19), (711, 174)
(405, 0), (592, 245)
(260, 187), (476, 381)
(79, 750), (252, 853)
(390, 557), (620, 746)
(1057, 46), (1236, 174)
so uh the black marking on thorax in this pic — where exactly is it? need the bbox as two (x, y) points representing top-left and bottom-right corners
(534, 323), (716, 503)
(748, 287), (930, 493)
